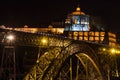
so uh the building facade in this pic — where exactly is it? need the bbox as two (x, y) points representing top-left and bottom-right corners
(4, 6), (116, 46)
(64, 6), (90, 31)
(64, 6), (116, 46)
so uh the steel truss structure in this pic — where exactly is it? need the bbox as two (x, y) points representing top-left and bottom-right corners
(0, 28), (119, 80)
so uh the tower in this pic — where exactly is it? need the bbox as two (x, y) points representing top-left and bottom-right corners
(0, 32), (16, 80)
(64, 6), (90, 31)
(64, 6), (116, 46)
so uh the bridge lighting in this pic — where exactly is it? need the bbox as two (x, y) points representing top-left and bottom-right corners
(109, 48), (119, 77)
(36, 60), (39, 63)
(102, 48), (106, 51)
(109, 48), (120, 54)
(110, 48), (116, 54)
(116, 50), (120, 54)
(6, 34), (15, 41)
(41, 38), (47, 44)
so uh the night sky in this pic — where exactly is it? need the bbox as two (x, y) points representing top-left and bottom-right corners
(0, 0), (120, 32)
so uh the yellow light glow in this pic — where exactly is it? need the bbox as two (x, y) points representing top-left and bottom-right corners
(41, 38), (47, 44)
(36, 60), (39, 63)
(6, 34), (14, 41)
(76, 7), (80, 11)
(110, 48), (116, 54)
(115, 50), (120, 54)
(102, 48), (106, 51)
(109, 48), (120, 55)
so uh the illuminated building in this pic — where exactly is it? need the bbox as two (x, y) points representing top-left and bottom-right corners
(67, 31), (116, 46)
(64, 6), (90, 31)
(64, 6), (116, 46)
(13, 25), (64, 34)
(2, 6), (116, 46)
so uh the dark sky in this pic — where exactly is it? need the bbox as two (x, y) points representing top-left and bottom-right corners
(0, 0), (120, 32)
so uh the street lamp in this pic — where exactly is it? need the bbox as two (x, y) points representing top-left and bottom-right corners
(41, 38), (47, 44)
(100, 47), (120, 80)
(41, 37), (49, 46)
(36, 37), (48, 63)
(6, 33), (15, 45)
(1, 31), (16, 80)
(6, 34), (15, 41)
(110, 48), (116, 54)
(110, 48), (119, 78)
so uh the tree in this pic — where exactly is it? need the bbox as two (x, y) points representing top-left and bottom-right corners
(90, 16), (107, 31)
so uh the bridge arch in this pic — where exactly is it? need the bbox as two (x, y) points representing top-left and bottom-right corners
(24, 41), (104, 80)
(41, 41), (104, 80)
(52, 52), (103, 80)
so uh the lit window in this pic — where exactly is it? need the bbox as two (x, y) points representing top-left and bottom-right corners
(73, 32), (78, 36)
(79, 32), (83, 36)
(89, 32), (94, 36)
(74, 37), (78, 40)
(84, 32), (88, 36)
(100, 32), (105, 36)
(109, 42), (116, 46)
(84, 37), (88, 40)
(108, 32), (116, 38)
(95, 37), (99, 41)
(100, 37), (104, 41)
(109, 38), (116, 42)
(69, 34), (72, 37)
(89, 37), (94, 41)
(79, 37), (83, 40)
(65, 19), (71, 24)
(95, 32), (99, 36)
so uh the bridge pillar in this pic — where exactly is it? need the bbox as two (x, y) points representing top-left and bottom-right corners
(70, 58), (72, 80)
(0, 32), (16, 80)
(0, 46), (16, 80)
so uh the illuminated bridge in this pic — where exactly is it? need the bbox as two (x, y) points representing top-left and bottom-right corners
(0, 28), (120, 80)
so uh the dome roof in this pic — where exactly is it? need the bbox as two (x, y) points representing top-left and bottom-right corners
(72, 6), (85, 15)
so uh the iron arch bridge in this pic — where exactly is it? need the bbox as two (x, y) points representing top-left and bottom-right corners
(0, 28), (120, 80)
